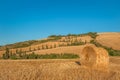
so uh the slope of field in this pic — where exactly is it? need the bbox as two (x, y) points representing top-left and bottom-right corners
(0, 57), (120, 80)
(30, 46), (84, 55)
(97, 32), (120, 50)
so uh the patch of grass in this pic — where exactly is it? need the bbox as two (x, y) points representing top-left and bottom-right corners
(70, 42), (85, 46)
(10, 54), (18, 60)
(105, 47), (120, 56)
(22, 53), (79, 59)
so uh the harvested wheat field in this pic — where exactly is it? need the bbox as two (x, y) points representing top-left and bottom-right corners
(0, 57), (120, 80)
(97, 32), (120, 50)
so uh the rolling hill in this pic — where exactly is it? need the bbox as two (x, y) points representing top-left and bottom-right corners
(0, 32), (120, 57)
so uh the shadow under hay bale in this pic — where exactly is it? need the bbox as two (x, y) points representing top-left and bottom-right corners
(80, 44), (109, 71)
(75, 61), (81, 66)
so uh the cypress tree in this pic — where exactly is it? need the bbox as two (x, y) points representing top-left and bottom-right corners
(54, 44), (56, 48)
(38, 46), (40, 50)
(16, 49), (19, 54)
(29, 47), (32, 51)
(3, 48), (10, 59)
(42, 45), (44, 50)
(46, 45), (48, 49)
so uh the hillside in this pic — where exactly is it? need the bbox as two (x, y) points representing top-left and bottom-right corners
(0, 32), (120, 58)
(97, 32), (120, 50)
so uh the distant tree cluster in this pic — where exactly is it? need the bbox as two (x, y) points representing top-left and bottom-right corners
(48, 35), (64, 38)
(70, 42), (86, 46)
(86, 32), (98, 39)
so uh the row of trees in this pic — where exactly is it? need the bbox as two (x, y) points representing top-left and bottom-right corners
(2, 48), (79, 59)
(29, 41), (87, 51)
(0, 32), (98, 51)
(48, 32), (98, 38)
(28, 44), (57, 51)
(3, 40), (87, 56)
(17, 40), (87, 53)
(2, 40), (86, 59)
(2, 48), (24, 59)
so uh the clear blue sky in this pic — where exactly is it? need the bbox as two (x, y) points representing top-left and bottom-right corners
(0, 0), (120, 45)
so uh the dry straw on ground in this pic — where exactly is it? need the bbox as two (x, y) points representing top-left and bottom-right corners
(80, 44), (109, 71)
(0, 59), (120, 80)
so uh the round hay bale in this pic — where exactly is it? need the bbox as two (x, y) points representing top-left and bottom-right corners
(80, 44), (109, 69)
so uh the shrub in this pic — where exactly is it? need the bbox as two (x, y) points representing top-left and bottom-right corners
(27, 52), (38, 59)
(67, 34), (78, 36)
(59, 53), (79, 59)
(105, 47), (120, 56)
(41, 45), (44, 50)
(10, 54), (18, 60)
(46, 45), (49, 49)
(48, 35), (63, 37)
(48, 35), (62, 41)
(29, 47), (32, 51)
(70, 42), (85, 46)
(36, 53), (79, 59)
(86, 32), (98, 39)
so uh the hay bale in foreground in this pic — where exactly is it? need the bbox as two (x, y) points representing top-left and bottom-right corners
(80, 44), (109, 70)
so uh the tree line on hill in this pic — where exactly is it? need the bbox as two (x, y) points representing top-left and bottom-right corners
(0, 32), (98, 50)
(1, 32), (119, 57)
(1, 48), (79, 60)
(9, 40), (88, 54)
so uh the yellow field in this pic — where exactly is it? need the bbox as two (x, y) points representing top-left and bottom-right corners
(0, 57), (120, 80)
(97, 32), (120, 50)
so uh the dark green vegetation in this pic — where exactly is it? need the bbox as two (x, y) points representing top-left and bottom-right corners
(2, 48), (10, 59)
(48, 32), (98, 38)
(69, 42), (86, 46)
(85, 32), (98, 39)
(24, 53), (79, 59)
(2, 48), (79, 59)
(106, 48), (120, 56)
